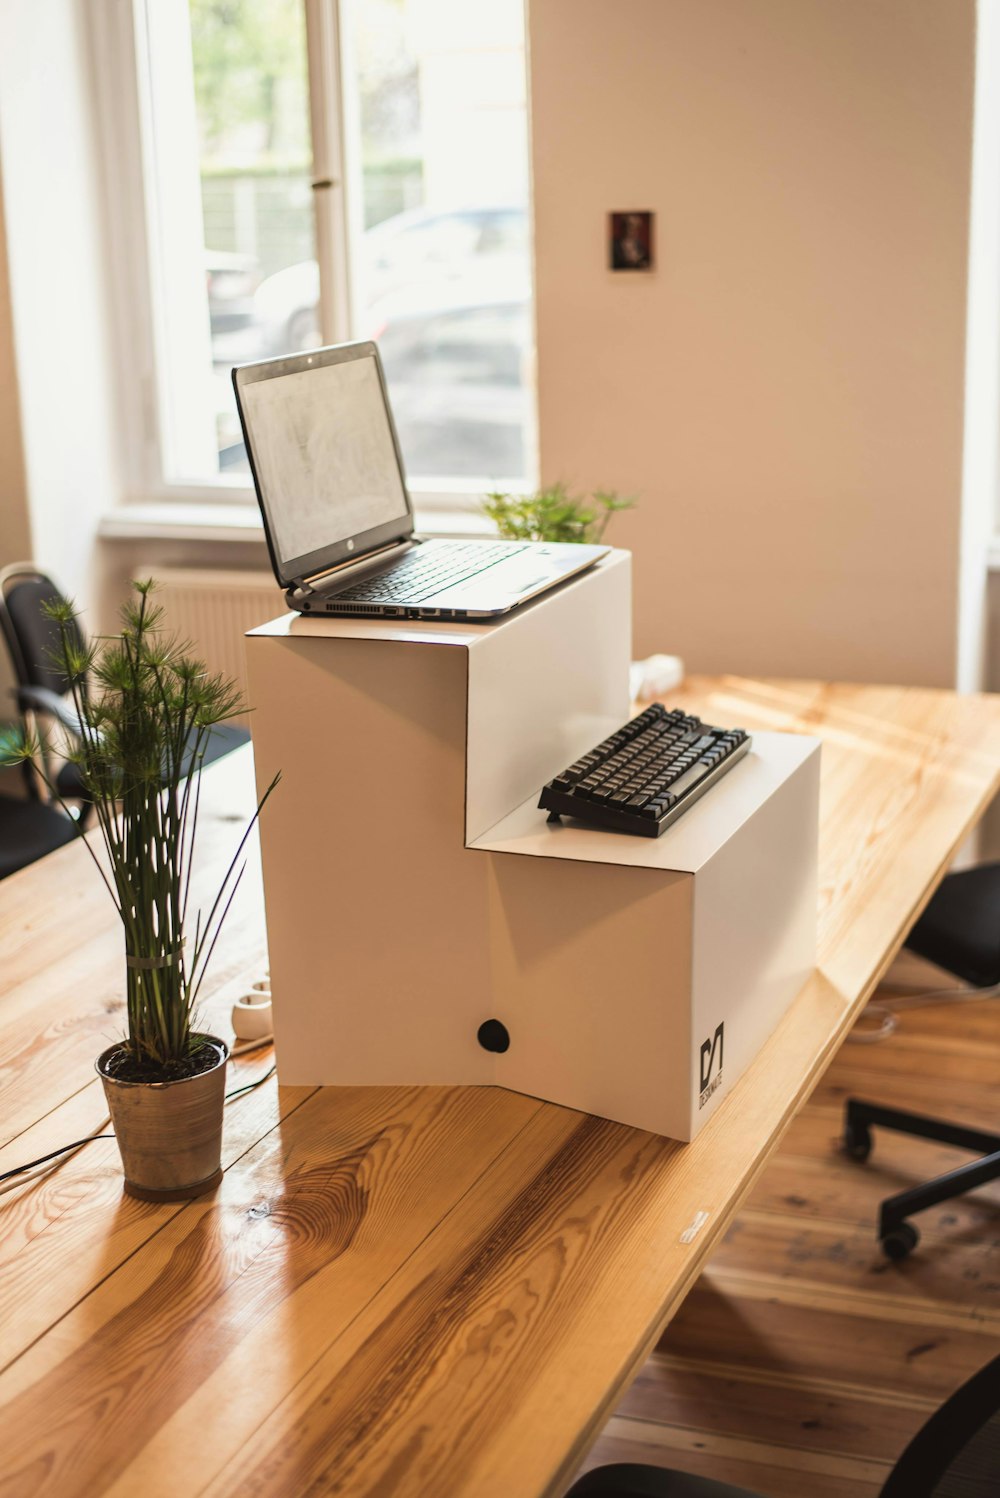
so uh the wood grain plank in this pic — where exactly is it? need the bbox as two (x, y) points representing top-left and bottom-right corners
(0, 1069), (315, 1371)
(591, 971), (1000, 1494)
(4, 683), (1000, 1498)
(639, 1347), (939, 1414)
(178, 971), (864, 1497)
(777, 1101), (1000, 1165)
(609, 1353), (931, 1461)
(743, 1148), (1000, 1230)
(194, 1108), (678, 1498)
(0, 750), (269, 1148)
(672, 679), (1000, 1001)
(808, 1060), (1000, 1120)
(838, 1027), (1000, 1085)
(700, 1261), (1000, 1333)
(661, 1279), (999, 1401)
(576, 1418), (888, 1498)
(193, 964), (944, 1498)
(0, 1085), (541, 1498)
(879, 1001), (1000, 1041)
(716, 1210), (1000, 1312)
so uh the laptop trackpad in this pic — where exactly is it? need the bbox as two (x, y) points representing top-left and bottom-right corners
(430, 569), (550, 606)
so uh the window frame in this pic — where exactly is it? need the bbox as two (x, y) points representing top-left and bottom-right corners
(91, 0), (533, 524)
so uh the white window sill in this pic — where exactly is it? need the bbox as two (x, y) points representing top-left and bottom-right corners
(100, 503), (266, 542)
(100, 501), (495, 544)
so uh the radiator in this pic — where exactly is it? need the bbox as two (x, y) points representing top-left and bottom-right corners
(139, 567), (279, 723)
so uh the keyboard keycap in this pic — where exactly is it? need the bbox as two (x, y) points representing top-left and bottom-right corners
(667, 761), (712, 796)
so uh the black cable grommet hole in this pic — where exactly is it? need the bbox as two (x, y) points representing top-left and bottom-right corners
(477, 1019), (510, 1053)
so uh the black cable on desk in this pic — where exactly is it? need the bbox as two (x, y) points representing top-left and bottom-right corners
(0, 1058), (277, 1185)
(0, 1134), (116, 1183)
(224, 1063), (276, 1100)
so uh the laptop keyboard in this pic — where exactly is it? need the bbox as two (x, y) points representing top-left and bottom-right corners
(332, 541), (528, 604)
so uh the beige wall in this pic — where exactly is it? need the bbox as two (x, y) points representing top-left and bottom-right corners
(529, 0), (976, 681)
(0, 153), (30, 568)
(0, 0), (120, 625)
(0, 145), (32, 715)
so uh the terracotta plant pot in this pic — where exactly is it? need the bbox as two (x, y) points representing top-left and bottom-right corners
(97, 1037), (229, 1201)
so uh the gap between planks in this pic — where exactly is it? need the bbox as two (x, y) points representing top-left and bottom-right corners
(646, 1351), (939, 1414)
(700, 1263), (1000, 1333)
(600, 1414), (893, 1485)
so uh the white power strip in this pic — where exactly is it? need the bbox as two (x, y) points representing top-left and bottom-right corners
(232, 979), (273, 1046)
(629, 654), (685, 701)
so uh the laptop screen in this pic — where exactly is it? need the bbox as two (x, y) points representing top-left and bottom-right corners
(235, 343), (412, 587)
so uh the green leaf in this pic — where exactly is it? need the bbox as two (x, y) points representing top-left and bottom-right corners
(29, 578), (281, 1070)
(480, 482), (638, 545)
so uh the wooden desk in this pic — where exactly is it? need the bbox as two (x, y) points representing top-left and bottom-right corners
(2, 678), (999, 1498)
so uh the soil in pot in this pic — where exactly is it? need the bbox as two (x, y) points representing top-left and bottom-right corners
(101, 1036), (224, 1085)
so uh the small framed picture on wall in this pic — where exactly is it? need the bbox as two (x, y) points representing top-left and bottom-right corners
(609, 211), (654, 272)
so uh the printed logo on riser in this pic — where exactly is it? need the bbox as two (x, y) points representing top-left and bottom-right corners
(699, 1022), (724, 1108)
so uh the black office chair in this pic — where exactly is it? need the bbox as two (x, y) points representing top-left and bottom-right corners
(844, 864), (1000, 1259)
(565, 1348), (1000, 1497)
(0, 564), (95, 819)
(0, 792), (79, 880)
(0, 563), (250, 810)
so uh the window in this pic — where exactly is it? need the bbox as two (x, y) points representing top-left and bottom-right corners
(119, 0), (535, 505)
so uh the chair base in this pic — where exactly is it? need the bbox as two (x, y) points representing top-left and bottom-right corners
(844, 1098), (1000, 1259)
(565, 1462), (762, 1498)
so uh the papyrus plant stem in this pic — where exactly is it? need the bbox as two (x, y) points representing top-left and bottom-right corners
(21, 581), (278, 1071)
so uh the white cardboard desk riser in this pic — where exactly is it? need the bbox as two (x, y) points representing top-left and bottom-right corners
(245, 552), (820, 1140)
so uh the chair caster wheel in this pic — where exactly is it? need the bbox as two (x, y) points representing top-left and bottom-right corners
(844, 1120), (872, 1162)
(881, 1222), (919, 1261)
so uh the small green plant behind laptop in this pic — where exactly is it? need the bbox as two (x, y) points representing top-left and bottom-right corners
(481, 482), (636, 545)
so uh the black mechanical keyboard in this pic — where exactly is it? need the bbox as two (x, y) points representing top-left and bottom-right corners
(538, 704), (751, 837)
(332, 540), (528, 604)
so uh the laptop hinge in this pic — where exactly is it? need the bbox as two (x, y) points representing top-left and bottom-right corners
(286, 537), (417, 607)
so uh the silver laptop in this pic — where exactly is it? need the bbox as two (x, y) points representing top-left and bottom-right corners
(233, 341), (608, 620)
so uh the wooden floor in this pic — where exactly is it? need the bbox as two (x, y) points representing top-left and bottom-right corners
(570, 974), (1000, 1497)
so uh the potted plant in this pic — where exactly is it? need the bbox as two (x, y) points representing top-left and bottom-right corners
(480, 481), (636, 544)
(19, 581), (278, 1200)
